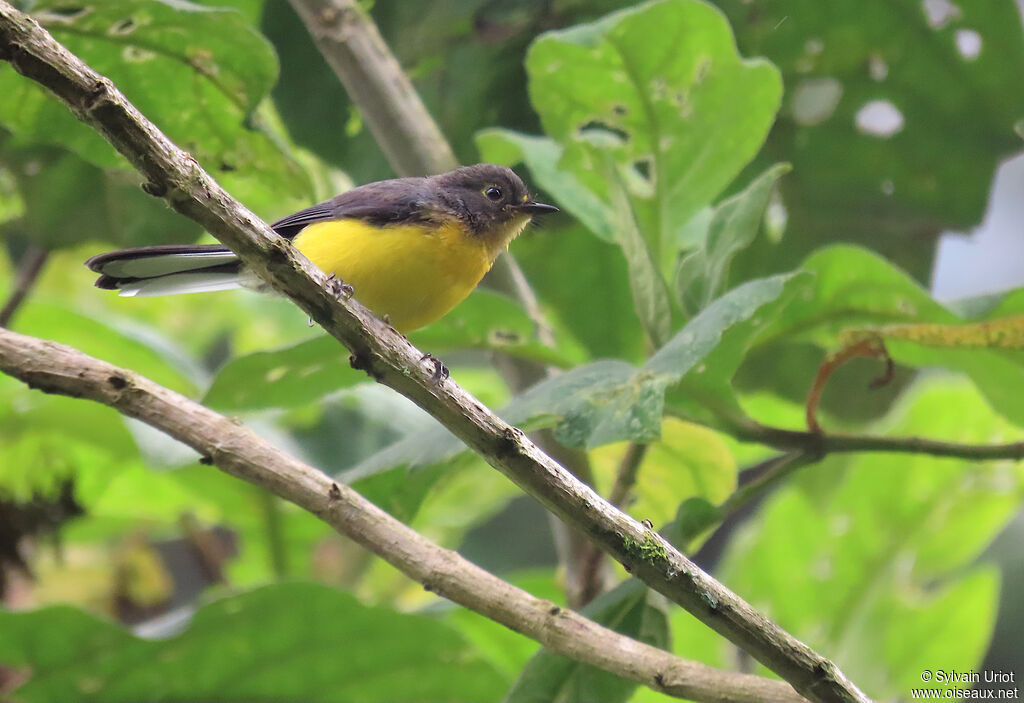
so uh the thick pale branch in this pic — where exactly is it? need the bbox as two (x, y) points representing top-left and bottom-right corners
(0, 327), (805, 703)
(0, 5), (867, 701)
(283, 0), (455, 176)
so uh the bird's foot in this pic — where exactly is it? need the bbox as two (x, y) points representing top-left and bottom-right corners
(326, 274), (354, 300)
(420, 353), (449, 384)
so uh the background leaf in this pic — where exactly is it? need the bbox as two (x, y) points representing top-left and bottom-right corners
(0, 583), (507, 702)
(0, 0), (313, 215)
(718, 0), (1024, 281)
(713, 379), (1022, 699)
(504, 579), (668, 703)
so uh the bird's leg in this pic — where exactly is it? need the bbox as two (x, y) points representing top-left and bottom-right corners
(325, 273), (354, 300)
(420, 353), (449, 384)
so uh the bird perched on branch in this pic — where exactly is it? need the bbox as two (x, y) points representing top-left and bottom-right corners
(86, 164), (558, 332)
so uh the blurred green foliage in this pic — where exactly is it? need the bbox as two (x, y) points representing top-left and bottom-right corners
(2, 0), (1023, 700)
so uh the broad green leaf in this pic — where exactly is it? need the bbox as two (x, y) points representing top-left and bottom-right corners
(2, 146), (201, 250)
(713, 378), (1023, 699)
(0, 583), (506, 702)
(616, 182), (674, 347)
(759, 245), (952, 345)
(746, 245), (1024, 427)
(652, 272), (808, 425)
(205, 290), (581, 411)
(204, 335), (358, 411)
(485, 0), (782, 340)
(14, 303), (200, 395)
(447, 570), (562, 681)
(1, 0), (313, 210)
(507, 360), (661, 449)
(675, 163), (791, 316)
(511, 221), (648, 363)
(525, 0), (782, 257)
(505, 579), (669, 703)
(504, 272), (803, 447)
(717, 0), (1024, 281)
(589, 418), (737, 529)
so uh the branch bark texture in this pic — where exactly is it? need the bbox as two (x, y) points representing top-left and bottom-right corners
(0, 327), (806, 703)
(0, 5), (868, 702)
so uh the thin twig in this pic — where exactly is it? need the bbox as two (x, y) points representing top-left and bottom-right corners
(574, 443), (651, 607)
(0, 327), (806, 703)
(609, 442), (651, 508)
(717, 452), (817, 526)
(732, 418), (1024, 462)
(805, 337), (890, 433)
(259, 491), (289, 579)
(0, 245), (48, 328)
(665, 407), (1024, 463)
(0, 8), (867, 701)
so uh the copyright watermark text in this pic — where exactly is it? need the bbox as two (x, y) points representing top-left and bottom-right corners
(913, 670), (1018, 699)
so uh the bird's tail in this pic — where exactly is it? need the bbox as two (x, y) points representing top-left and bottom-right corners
(85, 244), (249, 297)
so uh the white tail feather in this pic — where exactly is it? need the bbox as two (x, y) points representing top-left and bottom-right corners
(118, 272), (245, 297)
(102, 252), (239, 278)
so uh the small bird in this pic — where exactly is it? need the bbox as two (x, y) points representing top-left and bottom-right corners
(86, 164), (558, 332)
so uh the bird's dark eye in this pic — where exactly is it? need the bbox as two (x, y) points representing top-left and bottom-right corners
(484, 186), (503, 201)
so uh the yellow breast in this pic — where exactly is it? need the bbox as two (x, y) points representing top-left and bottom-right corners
(292, 218), (520, 332)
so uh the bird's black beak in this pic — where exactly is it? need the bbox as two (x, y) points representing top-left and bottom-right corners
(518, 201), (559, 216)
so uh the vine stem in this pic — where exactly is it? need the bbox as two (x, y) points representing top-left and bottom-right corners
(0, 245), (48, 328)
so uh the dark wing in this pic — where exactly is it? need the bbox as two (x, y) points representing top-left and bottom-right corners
(271, 177), (432, 239)
(270, 203), (338, 239)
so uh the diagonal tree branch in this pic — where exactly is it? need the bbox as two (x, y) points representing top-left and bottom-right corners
(0, 326), (806, 703)
(0, 6), (868, 701)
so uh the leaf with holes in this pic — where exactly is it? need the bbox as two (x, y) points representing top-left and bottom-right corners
(717, 0), (1024, 281)
(742, 245), (1024, 428)
(480, 0), (783, 342)
(0, 0), (313, 211)
(525, 0), (782, 253)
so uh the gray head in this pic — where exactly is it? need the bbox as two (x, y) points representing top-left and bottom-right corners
(430, 164), (558, 238)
